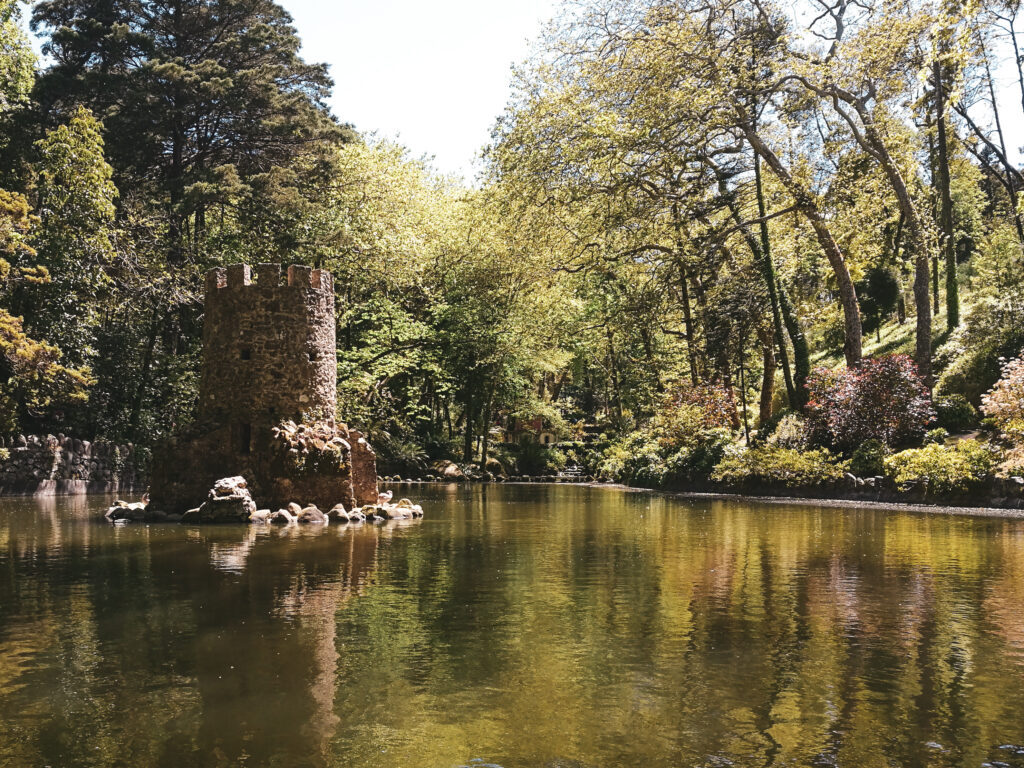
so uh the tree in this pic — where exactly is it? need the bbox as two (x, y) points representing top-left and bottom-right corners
(0, 188), (92, 432)
(15, 107), (118, 366)
(0, 0), (34, 116)
(31, 0), (349, 263)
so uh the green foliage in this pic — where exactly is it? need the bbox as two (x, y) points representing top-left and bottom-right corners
(0, 0), (34, 116)
(925, 428), (950, 445)
(857, 267), (900, 336)
(31, 0), (347, 264)
(17, 107), (118, 368)
(933, 394), (979, 433)
(884, 440), (996, 494)
(515, 439), (566, 476)
(711, 446), (850, 488)
(599, 393), (735, 488)
(936, 227), (1024, 403)
(559, 439), (608, 477)
(766, 413), (808, 450)
(1, 185), (93, 432)
(850, 439), (887, 477)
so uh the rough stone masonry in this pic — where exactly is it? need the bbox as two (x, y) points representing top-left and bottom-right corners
(148, 263), (379, 515)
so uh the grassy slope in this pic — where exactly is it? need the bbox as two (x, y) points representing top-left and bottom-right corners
(809, 308), (960, 370)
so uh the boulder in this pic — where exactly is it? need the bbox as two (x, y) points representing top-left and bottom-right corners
(328, 504), (350, 523)
(270, 509), (295, 525)
(195, 476), (257, 523)
(443, 463), (465, 481)
(298, 505), (327, 524)
(348, 510), (366, 523)
(250, 509), (272, 524)
(104, 499), (147, 523)
(287, 502), (303, 516)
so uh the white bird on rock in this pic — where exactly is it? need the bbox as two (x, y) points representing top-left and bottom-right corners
(377, 490), (393, 506)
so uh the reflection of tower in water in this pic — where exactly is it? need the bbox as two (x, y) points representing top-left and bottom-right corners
(187, 523), (410, 767)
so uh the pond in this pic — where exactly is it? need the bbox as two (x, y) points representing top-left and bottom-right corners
(2, 484), (1024, 768)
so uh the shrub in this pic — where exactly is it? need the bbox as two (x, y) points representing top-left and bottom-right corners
(711, 445), (849, 488)
(850, 439), (887, 477)
(0, 447), (8, 462)
(753, 409), (785, 444)
(766, 413), (808, 450)
(925, 428), (949, 445)
(934, 272), (1024, 404)
(997, 446), (1024, 479)
(598, 397), (736, 487)
(805, 354), (935, 452)
(559, 440), (608, 477)
(662, 428), (733, 485)
(933, 394), (980, 433)
(517, 438), (566, 475)
(884, 440), (996, 495)
(981, 353), (1024, 443)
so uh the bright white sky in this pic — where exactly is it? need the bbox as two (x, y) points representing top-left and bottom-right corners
(279, 0), (563, 181)
(21, 1), (1024, 178)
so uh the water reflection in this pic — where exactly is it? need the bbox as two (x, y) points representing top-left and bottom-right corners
(1, 486), (1024, 767)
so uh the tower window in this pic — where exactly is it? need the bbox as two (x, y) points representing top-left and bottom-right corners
(240, 348), (252, 361)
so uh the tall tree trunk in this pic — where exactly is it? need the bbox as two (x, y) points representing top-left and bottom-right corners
(759, 329), (775, 426)
(722, 158), (809, 407)
(721, 365), (741, 431)
(671, 208), (700, 385)
(738, 358), (750, 444)
(776, 281), (810, 404)
(605, 326), (624, 422)
(841, 101), (932, 381)
(462, 395), (475, 463)
(983, 48), (1024, 246)
(129, 307), (161, 440)
(934, 60), (959, 329)
(1008, 8), (1024, 121)
(740, 123), (863, 365)
(913, 252), (932, 385)
(480, 392), (492, 468)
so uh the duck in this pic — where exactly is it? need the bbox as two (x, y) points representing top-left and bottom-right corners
(377, 490), (394, 506)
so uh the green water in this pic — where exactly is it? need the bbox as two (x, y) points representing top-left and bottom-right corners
(2, 485), (1024, 768)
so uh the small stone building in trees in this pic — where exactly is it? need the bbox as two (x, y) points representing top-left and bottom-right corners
(148, 263), (378, 515)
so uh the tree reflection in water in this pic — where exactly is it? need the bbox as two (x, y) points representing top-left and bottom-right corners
(1, 486), (1024, 768)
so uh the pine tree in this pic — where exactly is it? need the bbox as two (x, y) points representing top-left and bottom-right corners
(31, 0), (351, 262)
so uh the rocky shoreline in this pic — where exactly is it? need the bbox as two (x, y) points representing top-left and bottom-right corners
(104, 476), (423, 526)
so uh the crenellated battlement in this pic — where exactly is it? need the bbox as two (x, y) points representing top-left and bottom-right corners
(204, 263), (333, 296)
(198, 261), (337, 430)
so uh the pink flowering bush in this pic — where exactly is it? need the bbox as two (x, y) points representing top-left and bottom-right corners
(981, 354), (1024, 443)
(805, 354), (935, 452)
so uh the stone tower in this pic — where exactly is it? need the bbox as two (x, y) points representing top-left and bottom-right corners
(200, 263), (337, 450)
(148, 263), (378, 516)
